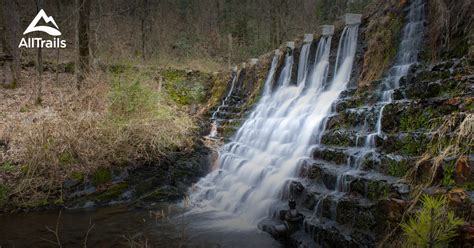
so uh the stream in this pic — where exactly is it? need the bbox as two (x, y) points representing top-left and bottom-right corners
(0, 204), (280, 247)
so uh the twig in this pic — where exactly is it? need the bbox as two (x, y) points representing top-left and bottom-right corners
(83, 218), (95, 248)
(43, 209), (63, 248)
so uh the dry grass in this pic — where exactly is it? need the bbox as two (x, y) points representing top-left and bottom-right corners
(426, 0), (474, 61)
(409, 113), (473, 186)
(0, 67), (197, 208)
(359, 0), (405, 86)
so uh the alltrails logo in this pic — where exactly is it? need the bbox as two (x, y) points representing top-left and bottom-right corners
(18, 9), (66, 48)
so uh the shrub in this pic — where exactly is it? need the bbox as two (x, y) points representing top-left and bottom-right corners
(401, 195), (464, 247)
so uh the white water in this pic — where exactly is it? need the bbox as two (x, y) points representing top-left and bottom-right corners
(335, 0), (425, 193)
(366, 0), (425, 146)
(191, 24), (359, 224)
(208, 70), (240, 138)
(297, 35), (313, 85)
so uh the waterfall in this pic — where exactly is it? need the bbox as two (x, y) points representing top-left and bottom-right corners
(208, 69), (240, 138)
(367, 0), (425, 151)
(263, 50), (281, 96)
(307, 35), (332, 91)
(190, 23), (360, 224)
(276, 44), (294, 87)
(335, 0), (425, 193)
(297, 34), (314, 86)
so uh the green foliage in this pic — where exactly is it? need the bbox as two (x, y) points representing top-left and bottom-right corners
(70, 171), (84, 182)
(92, 167), (112, 187)
(59, 152), (76, 166)
(387, 159), (410, 178)
(109, 79), (158, 121)
(19, 105), (30, 113)
(0, 161), (16, 173)
(166, 79), (206, 106)
(400, 108), (434, 131)
(366, 181), (389, 200)
(441, 162), (456, 187)
(97, 183), (128, 201)
(402, 195), (464, 248)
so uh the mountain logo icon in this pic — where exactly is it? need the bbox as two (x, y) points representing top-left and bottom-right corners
(23, 9), (61, 36)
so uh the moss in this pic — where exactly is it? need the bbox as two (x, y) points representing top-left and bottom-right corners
(367, 181), (390, 200)
(416, 71), (451, 82)
(207, 75), (229, 108)
(222, 119), (243, 138)
(321, 133), (351, 147)
(64, 62), (75, 73)
(96, 183), (128, 201)
(399, 107), (434, 131)
(140, 186), (181, 202)
(397, 135), (427, 156)
(19, 105), (30, 113)
(162, 69), (186, 82)
(70, 171), (84, 182)
(387, 159), (410, 177)
(18, 198), (49, 209)
(59, 152), (76, 166)
(92, 167), (112, 187)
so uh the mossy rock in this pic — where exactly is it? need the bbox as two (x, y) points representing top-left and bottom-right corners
(92, 167), (112, 187)
(139, 186), (182, 202)
(386, 159), (411, 178)
(96, 183), (129, 201)
(0, 184), (9, 208)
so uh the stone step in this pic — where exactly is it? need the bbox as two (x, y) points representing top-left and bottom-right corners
(401, 73), (473, 100)
(301, 159), (410, 200)
(303, 217), (375, 248)
(212, 110), (242, 119)
(320, 129), (431, 156)
(301, 189), (387, 233)
(327, 97), (465, 133)
(310, 145), (417, 177)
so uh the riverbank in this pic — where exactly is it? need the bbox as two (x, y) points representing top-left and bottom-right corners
(0, 65), (230, 212)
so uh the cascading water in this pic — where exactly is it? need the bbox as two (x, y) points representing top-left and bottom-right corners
(334, 0), (425, 194)
(366, 0), (425, 146)
(208, 69), (240, 138)
(297, 34), (314, 86)
(277, 42), (294, 87)
(190, 23), (360, 225)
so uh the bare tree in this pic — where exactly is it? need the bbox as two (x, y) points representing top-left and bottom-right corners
(34, 0), (43, 104)
(76, 0), (91, 88)
(0, 0), (21, 88)
(141, 0), (150, 62)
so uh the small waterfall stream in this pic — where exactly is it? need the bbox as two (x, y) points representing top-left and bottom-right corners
(208, 69), (240, 138)
(332, 0), (425, 212)
(191, 23), (360, 225)
(297, 34), (314, 85)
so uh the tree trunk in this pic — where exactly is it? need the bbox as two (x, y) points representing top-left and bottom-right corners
(141, 0), (149, 62)
(227, 33), (233, 68)
(90, 0), (101, 69)
(0, 0), (21, 88)
(76, 0), (91, 89)
(35, 0), (43, 104)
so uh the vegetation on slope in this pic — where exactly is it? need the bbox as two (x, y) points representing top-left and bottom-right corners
(0, 66), (214, 209)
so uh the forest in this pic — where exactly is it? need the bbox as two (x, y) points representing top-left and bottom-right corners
(0, 0), (473, 247)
